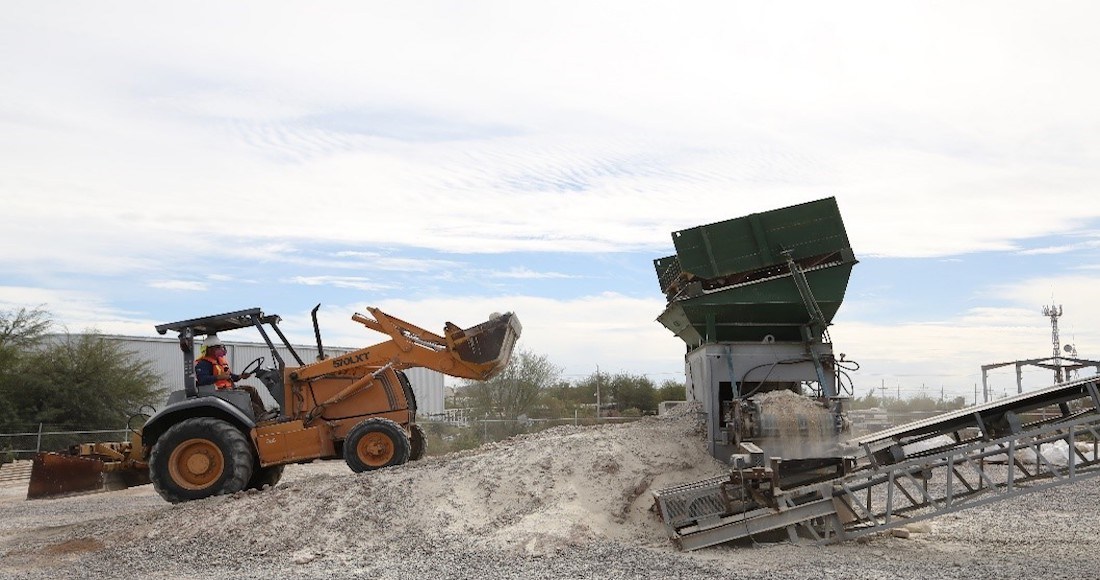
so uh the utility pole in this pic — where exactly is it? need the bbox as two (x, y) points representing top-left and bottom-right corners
(879, 379), (886, 401)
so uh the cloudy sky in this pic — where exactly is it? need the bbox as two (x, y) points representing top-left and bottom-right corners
(3, 1), (1099, 401)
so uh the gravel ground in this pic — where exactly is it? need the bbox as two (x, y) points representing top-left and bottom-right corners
(1, 415), (1098, 580)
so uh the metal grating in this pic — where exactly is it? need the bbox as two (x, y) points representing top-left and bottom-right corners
(653, 476), (730, 529)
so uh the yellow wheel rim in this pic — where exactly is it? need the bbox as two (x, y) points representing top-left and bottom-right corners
(168, 438), (224, 490)
(356, 432), (395, 467)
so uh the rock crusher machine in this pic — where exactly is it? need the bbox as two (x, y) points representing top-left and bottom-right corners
(653, 196), (859, 462)
(28, 306), (521, 502)
(652, 199), (1100, 550)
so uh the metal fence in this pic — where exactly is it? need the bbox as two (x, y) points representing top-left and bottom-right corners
(0, 425), (130, 460)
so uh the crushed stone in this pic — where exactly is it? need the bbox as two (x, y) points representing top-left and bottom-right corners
(2, 411), (1098, 579)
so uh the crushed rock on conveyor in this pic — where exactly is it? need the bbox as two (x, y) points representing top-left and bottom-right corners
(95, 412), (725, 560)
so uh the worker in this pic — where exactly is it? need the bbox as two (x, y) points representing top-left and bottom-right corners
(196, 334), (273, 420)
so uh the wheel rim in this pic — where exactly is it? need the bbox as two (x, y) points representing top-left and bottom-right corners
(168, 438), (225, 490)
(356, 432), (395, 467)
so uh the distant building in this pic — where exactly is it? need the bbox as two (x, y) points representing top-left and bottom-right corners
(96, 335), (445, 417)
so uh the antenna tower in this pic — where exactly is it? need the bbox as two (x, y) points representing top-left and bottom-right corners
(1042, 304), (1064, 383)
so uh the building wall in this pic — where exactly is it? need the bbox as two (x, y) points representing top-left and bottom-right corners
(100, 335), (445, 417)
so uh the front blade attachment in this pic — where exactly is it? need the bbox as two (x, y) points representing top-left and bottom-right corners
(27, 444), (151, 499)
(27, 453), (109, 499)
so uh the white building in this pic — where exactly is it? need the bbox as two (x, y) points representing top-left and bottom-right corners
(100, 335), (445, 417)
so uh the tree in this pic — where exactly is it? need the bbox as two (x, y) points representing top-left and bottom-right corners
(0, 307), (51, 373)
(850, 392), (882, 410)
(656, 378), (686, 402)
(461, 348), (562, 419)
(574, 371), (659, 415)
(0, 308), (163, 432)
(0, 307), (52, 428)
(607, 373), (657, 414)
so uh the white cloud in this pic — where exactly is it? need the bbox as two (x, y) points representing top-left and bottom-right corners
(1018, 246), (1075, 256)
(148, 280), (208, 291)
(0, 286), (157, 336)
(990, 275), (1100, 345)
(2, 1), (1100, 268)
(1017, 239), (1100, 256)
(287, 276), (391, 291)
(489, 267), (577, 280)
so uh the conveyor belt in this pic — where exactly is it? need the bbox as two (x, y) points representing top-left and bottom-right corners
(655, 375), (1100, 549)
(850, 375), (1100, 463)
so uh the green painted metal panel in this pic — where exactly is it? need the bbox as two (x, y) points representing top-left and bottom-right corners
(671, 197), (850, 280)
(654, 197), (857, 345)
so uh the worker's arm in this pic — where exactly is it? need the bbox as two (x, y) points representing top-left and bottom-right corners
(195, 359), (217, 386)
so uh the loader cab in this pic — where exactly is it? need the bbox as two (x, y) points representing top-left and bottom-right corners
(154, 308), (304, 421)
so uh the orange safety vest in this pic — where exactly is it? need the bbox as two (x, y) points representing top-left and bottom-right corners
(197, 355), (234, 389)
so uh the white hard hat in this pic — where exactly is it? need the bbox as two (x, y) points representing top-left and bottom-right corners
(202, 335), (224, 348)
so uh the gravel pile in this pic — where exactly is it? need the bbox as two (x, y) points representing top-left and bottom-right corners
(2, 413), (1098, 579)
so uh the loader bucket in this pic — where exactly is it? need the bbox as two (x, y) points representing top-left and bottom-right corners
(447, 312), (522, 380)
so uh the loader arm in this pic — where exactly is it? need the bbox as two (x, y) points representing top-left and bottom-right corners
(291, 308), (521, 382)
(291, 308), (520, 424)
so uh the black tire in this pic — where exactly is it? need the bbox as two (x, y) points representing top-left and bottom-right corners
(246, 464), (285, 490)
(149, 417), (254, 503)
(409, 423), (427, 461)
(344, 418), (411, 473)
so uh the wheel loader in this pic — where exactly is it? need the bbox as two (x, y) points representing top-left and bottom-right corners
(27, 305), (521, 502)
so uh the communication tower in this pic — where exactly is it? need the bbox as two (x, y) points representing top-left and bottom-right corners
(1042, 304), (1064, 383)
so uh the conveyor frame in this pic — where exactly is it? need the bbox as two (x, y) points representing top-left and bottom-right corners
(658, 375), (1100, 550)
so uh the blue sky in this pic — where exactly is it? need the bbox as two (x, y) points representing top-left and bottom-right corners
(2, 1), (1099, 400)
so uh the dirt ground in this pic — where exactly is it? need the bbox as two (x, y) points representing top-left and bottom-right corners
(1, 414), (1098, 580)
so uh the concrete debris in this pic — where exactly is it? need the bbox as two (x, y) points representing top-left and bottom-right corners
(905, 521), (933, 534)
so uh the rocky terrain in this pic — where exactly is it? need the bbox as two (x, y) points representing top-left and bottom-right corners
(1, 412), (1097, 579)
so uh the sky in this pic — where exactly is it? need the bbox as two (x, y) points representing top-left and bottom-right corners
(2, 1), (1099, 402)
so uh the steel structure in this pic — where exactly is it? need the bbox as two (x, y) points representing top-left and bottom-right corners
(980, 357), (1100, 401)
(979, 306), (1099, 401)
(655, 374), (1100, 550)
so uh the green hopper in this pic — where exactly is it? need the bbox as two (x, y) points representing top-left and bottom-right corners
(654, 197), (857, 345)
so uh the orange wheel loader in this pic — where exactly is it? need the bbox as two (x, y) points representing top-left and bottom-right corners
(27, 306), (521, 503)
